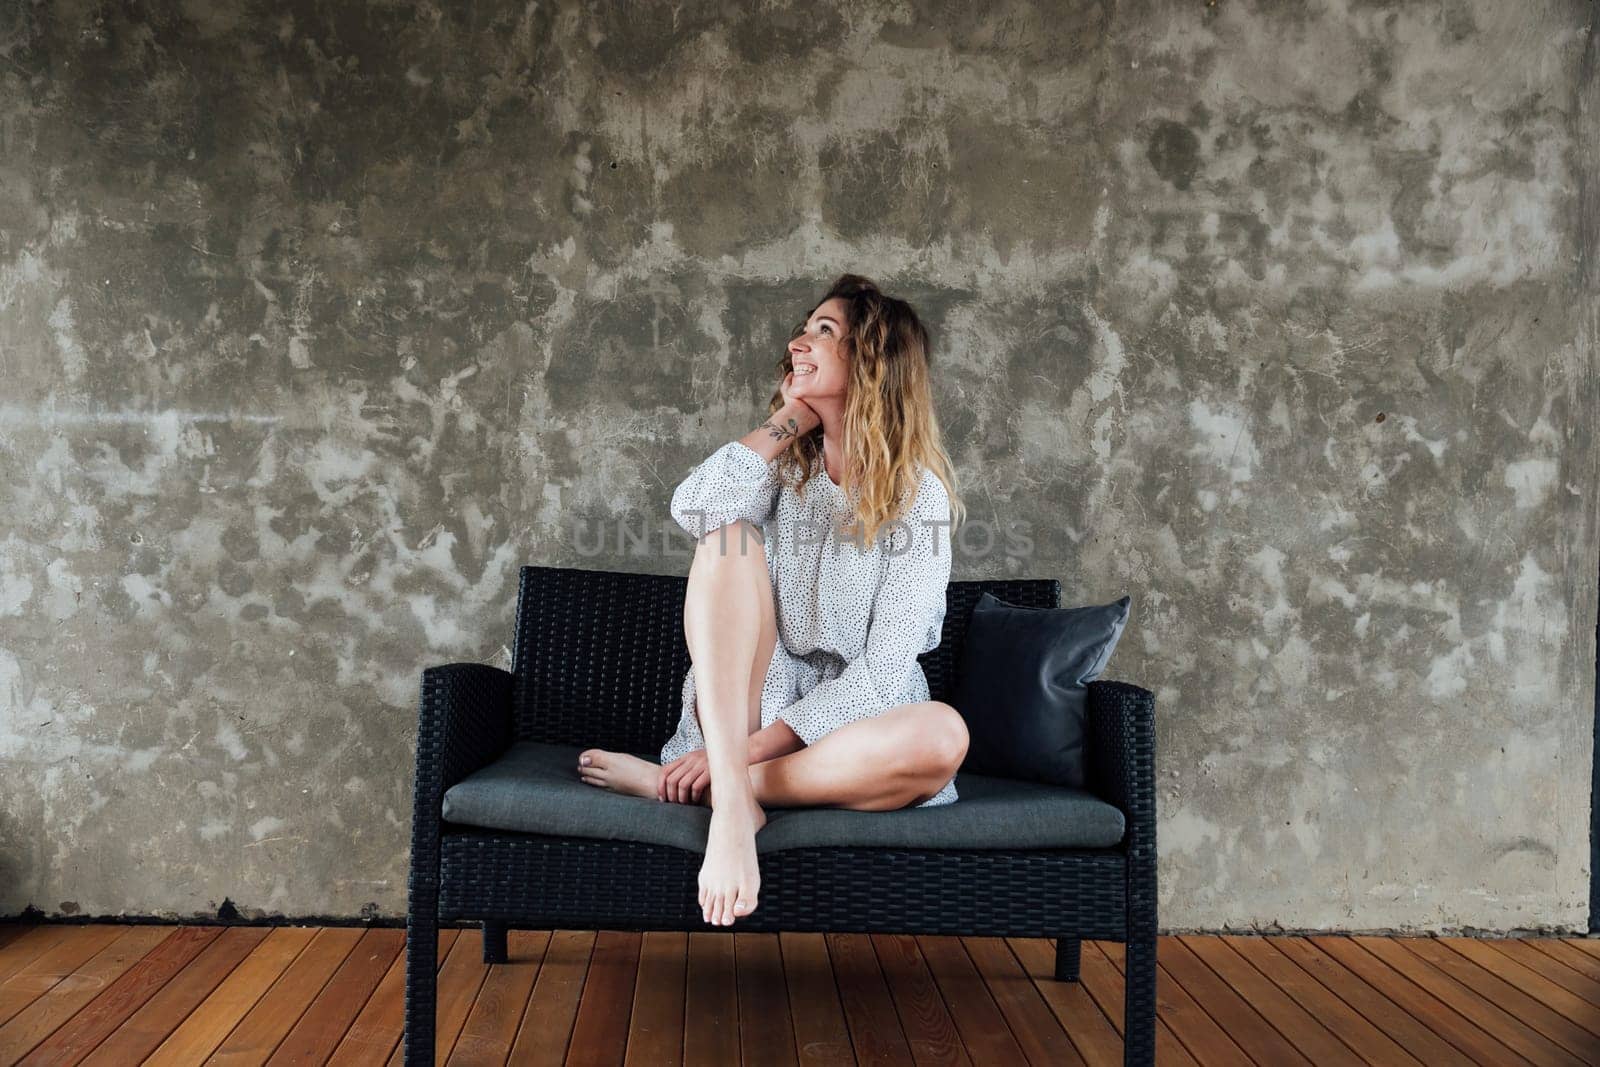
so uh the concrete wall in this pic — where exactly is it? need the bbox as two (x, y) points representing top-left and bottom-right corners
(1, 0), (1595, 932)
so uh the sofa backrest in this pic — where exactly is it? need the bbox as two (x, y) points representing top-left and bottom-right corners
(510, 564), (1059, 754)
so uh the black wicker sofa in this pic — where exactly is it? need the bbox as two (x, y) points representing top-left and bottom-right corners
(405, 563), (1158, 1065)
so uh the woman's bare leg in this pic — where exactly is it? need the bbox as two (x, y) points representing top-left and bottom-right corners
(743, 537), (781, 737)
(583, 700), (967, 812)
(745, 702), (968, 810)
(580, 525), (778, 805)
(682, 519), (774, 926)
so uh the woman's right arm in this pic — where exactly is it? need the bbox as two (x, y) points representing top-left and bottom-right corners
(739, 397), (821, 462)
(669, 398), (819, 539)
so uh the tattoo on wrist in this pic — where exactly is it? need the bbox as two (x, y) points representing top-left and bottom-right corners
(761, 416), (801, 441)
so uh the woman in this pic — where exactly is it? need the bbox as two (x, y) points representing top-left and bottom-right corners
(576, 273), (970, 928)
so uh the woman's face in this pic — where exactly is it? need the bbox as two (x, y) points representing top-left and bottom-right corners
(786, 296), (850, 403)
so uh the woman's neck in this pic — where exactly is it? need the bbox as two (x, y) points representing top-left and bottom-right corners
(808, 398), (846, 485)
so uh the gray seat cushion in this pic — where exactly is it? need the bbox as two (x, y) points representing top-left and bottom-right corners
(441, 741), (1126, 854)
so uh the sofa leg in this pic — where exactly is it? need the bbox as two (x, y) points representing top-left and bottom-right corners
(1054, 937), (1081, 981)
(404, 915), (438, 1067)
(1123, 934), (1157, 1067)
(482, 921), (509, 964)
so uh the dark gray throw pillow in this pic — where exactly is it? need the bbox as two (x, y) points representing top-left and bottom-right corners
(950, 591), (1132, 789)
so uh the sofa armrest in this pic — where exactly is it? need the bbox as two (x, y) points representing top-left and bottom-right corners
(408, 662), (513, 970)
(1085, 678), (1156, 860)
(412, 662), (514, 812)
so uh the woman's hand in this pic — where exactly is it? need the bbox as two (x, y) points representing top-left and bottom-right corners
(779, 372), (823, 433)
(659, 748), (712, 804)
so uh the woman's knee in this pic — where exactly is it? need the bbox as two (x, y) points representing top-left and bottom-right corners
(923, 703), (969, 774)
(690, 519), (767, 562)
(884, 702), (968, 776)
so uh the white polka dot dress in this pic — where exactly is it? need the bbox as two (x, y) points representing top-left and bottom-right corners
(660, 439), (959, 808)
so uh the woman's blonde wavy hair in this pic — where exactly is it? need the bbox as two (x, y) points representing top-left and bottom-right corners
(764, 273), (966, 547)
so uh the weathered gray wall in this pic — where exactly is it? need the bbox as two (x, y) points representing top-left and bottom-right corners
(1, 0), (1595, 932)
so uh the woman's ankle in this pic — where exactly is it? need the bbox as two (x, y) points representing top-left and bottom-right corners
(743, 761), (772, 807)
(708, 772), (759, 810)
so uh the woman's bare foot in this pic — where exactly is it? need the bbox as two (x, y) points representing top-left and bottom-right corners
(579, 748), (765, 924)
(577, 749), (664, 801)
(700, 786), (766, 926)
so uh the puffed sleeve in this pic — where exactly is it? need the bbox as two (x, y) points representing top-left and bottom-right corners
(670, 439), (782, 539)
(778, 471), (953, 746)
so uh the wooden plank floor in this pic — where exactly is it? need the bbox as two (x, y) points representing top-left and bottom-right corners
(1, 923), (1598, 1065)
